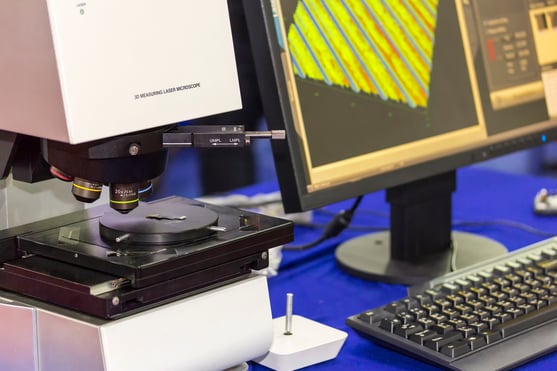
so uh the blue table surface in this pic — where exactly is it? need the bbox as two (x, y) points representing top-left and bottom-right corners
(242, 167), (557, 370)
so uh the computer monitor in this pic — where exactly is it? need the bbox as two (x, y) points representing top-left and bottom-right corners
(244, 0), (557, 284)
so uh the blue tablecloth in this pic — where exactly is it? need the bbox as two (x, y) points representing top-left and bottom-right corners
(247, 166), (557, 370)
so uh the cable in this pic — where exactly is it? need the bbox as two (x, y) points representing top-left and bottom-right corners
(453, 219), (555, 238)
(315, 206), (389, 219)
(294, 220), (388, 232)
(283, 196), (364, 251)
(302, 213), (554, 238)
(335, 206), (556, 238)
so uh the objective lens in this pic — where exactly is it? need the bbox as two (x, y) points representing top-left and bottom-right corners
(72, 178), (103, 203)
(110, 183), (139, 213)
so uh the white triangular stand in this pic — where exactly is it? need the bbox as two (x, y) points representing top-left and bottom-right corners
(253, 293), (347, 371)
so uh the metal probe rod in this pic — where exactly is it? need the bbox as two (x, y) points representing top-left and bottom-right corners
(284, 293), (294, 335)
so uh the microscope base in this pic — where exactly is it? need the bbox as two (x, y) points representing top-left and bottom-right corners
(0, 274), (272, 371)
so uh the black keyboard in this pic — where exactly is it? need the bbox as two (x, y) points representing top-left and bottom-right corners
(347, 237), (557, 370)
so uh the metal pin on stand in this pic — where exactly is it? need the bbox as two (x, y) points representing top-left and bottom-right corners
(254, 291), (347, 370)
(284, 293), (293, 335)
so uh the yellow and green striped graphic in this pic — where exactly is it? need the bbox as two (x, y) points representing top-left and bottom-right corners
(287, 0), (439, 108)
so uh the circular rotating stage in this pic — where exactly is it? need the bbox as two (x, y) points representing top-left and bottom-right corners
(99, 204), (219, 245)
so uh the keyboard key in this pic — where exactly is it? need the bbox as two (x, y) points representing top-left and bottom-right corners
(447, 318), (467, 329)
(466, 275), (483, 286)
(401, 298), (420, 310)
(484, 317), (501, 330)
(539, 276), (554, 286)
(478, 271), (492, 281)
(442, 308), (459, 319)
(417, 317), (435, 329)
(435, 299), (452, 310)
(493, 277), (511, 289)
(502, 286), (519, 297)
(526, 266), (543, 277)
(506, 307), (523, 319)
(509, 296), (525, 307)
(537, 259), (557, 272)
(493, 265), (510, 276)
(493, 312), (512, 323)
(504, 273), (522, 285)
(491, 291), (508, 301)
(425, 331), (463, 352)
(441, 283), (459, 294)
(425, 289), (443, 301)
(472, 309), (490, 321)
(531, 287), (548, 299)
(446, 294), (463, 305)
(514, 283), (530, 292)
(441, 340), (470, 358)
(481, 282), (499, 294)
(384, 302), (406, 314)
(430, 313), (448, 324)
(519, 292), (536, 303)
(542, 282), (557, 293)
(469, 321), (488, 333)
(409, 329), (437, 346)
(541, 249), (557, 260)
(413, 294), (432, 306)
(459, 313), (479, 324)
(517, 257), (534, 267)
(458, 290), (475, 302)
(496, 300), (513, 311)
(470, 287), (487, 297)
(531, 299), (547, 310)
(465, 335), (487, 350)
(422, 303), (440, 315)
(454, 304), (473, 315)
(396, 312), (415, 324)
(484, 304), (501, 315)
(515, 270), (533, 281)
(409, 307), (428, 320)
(456, 326), (475, 338)
(479, 295), (496, 305)
(379, 318), (401, 332)
(455, 279), (472, 290)
(479, 330), (502, 344)
(432, 322), (454, 334)
(358, 310), (382, 324)
(394, 323), (423, 338)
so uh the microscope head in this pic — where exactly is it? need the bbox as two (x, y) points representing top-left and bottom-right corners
(0, 1), (242, 213)
(43, 128), (170, 213)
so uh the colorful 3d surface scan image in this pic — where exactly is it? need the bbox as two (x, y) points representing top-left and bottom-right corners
(287, 0), (439, 108)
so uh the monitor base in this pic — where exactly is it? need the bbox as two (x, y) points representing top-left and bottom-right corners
(335, 231), (507, 285)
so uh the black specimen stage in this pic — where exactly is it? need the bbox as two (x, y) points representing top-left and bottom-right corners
(99, 203), (220, 245)
(0, 197), (293, 318)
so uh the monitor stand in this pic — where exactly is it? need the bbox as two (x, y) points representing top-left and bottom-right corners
(335, 170), (507, 285)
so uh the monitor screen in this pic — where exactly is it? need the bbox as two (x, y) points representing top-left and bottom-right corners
(244, 0), (557, 283)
